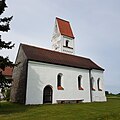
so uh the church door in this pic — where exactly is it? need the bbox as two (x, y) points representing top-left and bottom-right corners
(43, 85), (53, 104)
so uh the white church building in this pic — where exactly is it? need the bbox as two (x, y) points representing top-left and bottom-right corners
(11, 17), (106, 104)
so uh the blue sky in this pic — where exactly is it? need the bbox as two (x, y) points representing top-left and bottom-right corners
(1, 0), (120, 94)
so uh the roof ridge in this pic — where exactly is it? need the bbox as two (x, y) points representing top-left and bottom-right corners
(20, 43), (104, 71)
(56, 17), (70, 23)
(21, 43), (90, 60)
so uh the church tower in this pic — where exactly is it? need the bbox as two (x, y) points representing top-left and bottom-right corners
(52, 17), (75, 55)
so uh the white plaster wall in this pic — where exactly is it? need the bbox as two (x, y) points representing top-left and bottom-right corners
(52, 35), (75, 55)
(51, 20), (62, 52)
(63, 36), (74, 48)
(26, 61), (91, 104)
(91, 69), (106, 102)
(61, 36), (75, 54)
(62, 47), (74, 54)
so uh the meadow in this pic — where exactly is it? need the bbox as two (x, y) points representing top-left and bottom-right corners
(0, 98), (120, 120)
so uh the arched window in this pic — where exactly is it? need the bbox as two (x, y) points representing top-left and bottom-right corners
(90, 77), (95, 91)
(57, 74), (62, 87)
(66, 40), (69, 47)
(78, 75), (84, 90)
(97, 78), (102, 91)
(57, 73), (64, 90)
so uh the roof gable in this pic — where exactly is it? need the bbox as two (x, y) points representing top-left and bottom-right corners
(21, 44), (104, 71)
(56, 17), (75, 39)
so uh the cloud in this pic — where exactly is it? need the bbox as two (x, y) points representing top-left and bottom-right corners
(1, 0), (120, 94)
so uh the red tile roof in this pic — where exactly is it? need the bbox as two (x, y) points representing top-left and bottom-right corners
(56, 17), (75, 39)
(21, 44), (104, 71)
(1, 67), (13, 76)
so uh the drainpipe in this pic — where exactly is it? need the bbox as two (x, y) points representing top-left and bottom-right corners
(89, 69), (92, 102)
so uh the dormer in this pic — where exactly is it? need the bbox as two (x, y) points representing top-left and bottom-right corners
(52, 17), (75, 55)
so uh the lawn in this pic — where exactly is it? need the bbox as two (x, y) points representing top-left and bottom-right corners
(0, 98), (120, 120)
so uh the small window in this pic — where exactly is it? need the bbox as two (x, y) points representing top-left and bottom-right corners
(57, 73), (64, 90)
(97, 78), (102, 91)
(57, 74), (61, 87)
(66, 40), (69, 47)
(90, 77), (95, 91)
(78, 75), (84, 90)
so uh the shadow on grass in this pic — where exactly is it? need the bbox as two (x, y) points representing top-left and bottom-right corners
(0, 101), (42, 115)
(0, 98), (120, 120)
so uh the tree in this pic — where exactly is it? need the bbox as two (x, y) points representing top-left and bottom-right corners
(105, 91), (109, 96)
(0, 0), (14, 99)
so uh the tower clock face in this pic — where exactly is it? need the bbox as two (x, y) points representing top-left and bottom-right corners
(54, 44), (59, 50)
(54, 41), (60, 50)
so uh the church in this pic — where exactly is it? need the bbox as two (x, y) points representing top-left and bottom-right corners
(10, 17), (106, 104)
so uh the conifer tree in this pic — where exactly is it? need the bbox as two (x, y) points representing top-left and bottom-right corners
(0, 0), (14, 94)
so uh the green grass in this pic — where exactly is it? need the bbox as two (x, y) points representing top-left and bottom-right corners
(0, 98), (120, 120)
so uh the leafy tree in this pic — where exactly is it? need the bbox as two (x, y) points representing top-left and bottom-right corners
(105, 91), (109, 95)
(0, 0), (14, 99)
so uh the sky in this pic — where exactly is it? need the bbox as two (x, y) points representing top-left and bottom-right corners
(0, 0), (120, 94)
